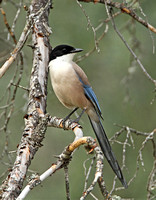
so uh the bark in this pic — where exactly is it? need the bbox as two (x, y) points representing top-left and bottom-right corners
(1, 0), (51, 199)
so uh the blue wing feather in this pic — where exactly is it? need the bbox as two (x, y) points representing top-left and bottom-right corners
(78, 76), (103, 118)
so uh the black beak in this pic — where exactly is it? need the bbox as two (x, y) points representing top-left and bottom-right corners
(71, 48), (83, 53)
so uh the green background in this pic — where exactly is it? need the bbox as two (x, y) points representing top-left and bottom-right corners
(0, 0), (156, 199)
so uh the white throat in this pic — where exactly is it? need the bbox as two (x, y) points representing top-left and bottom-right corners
(56, 53), (75, 62)
(49, 53), (76, 78)
(49, 53), (76, 71)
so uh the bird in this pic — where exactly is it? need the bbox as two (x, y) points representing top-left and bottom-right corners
(48, 44), (127, 188)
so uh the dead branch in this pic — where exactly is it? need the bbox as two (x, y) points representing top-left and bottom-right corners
(0, 16), (31, 78)
(83, 156), (96, 192)
(106, 7), (156, 87)
(147, 159), (156, 200)
(110, 125), (156, 198)
(76, 0), (156, 90)
(0, 6), (24, 149)
(16, 137), (110, 200)
(0, 0), (155, 199)
(0, 56), (24, 167)
(78, 0), (156, 34)
(75, 24), (109, 63)
(0, 0), (52, 199)
(7, 0), (23, 41)
(0, 8), (17, 44)
(0, 0), (52, 79)
(80, 146), (111, 200)
(64, 165), (70, 200)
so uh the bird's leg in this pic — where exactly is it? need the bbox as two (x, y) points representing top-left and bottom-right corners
(72, 108), (86, 123)
(62, 107), (79, 128)
(68, 108), (86, 127)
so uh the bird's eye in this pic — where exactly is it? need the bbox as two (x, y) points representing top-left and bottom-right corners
(62, 48), (66, 52)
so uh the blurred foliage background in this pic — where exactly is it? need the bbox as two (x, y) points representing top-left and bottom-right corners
(0, 0), (156, 199)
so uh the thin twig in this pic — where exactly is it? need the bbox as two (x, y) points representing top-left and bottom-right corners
(16, 137), (98, 200)
(75, 24), (108, 63)
(0, 8), (17, 44)
(78, 0), (156, 34)
(0, 0), (52, 78)
(108, 8), (156, 86)
(64, 165), (70, 200)
(83, 156), (96, 191)
(76, 0), (100, 52)
(11, 83), (29, 91)
(7, 0), (23, 41)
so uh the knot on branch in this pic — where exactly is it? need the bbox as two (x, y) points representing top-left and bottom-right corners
(30, 76), (44, 99)
(29, 174), (41, 190)
(23, 112), (48, 149)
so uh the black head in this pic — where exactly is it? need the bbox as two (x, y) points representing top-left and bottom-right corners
(49, 44), (83, 61)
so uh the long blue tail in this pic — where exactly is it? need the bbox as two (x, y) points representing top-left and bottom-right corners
(88, 116), (127, 188)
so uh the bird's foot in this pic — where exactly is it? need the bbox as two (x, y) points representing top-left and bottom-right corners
(61, 118), (80, 130)
(61, 117), (68, 130)
(68, 118), (80, 126)
(61, 108), (85, 129)
(61, 108), (79, 129)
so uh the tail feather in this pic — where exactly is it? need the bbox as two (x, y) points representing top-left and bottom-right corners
(88, 116), (127, 188)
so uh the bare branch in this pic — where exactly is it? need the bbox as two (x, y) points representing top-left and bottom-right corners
(147, 159), (156, 200)
(7, 0), (23, 41)
(80, 146), (111, 199)
(75, 24), (109, 63)
(0, 7), (17, 44)
(78, 0), (156, 34)
(0, 19), (31, 78)
(109, 9), (156, 85)
(83, 156), (96, 192)
(64, 165), (70, 200)
(0, 0), (52, 78)
(16, 137), (98, 200)
(0, 0), (52, 198)
(76, 0), (100, 52)
(0, 0), (155, 199)
(11, 83), (29, 92)
(110, 125), (156, 197)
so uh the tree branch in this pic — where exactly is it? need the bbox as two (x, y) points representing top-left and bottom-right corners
(0, 0), (52, 79)
(78, 0), (156, 34)
(0, 0), (51, 199)
(16, 137), (108, 200)
(0, 13), (31, 78)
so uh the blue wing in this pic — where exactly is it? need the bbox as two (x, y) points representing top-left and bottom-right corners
(78, 76), (103, 119)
